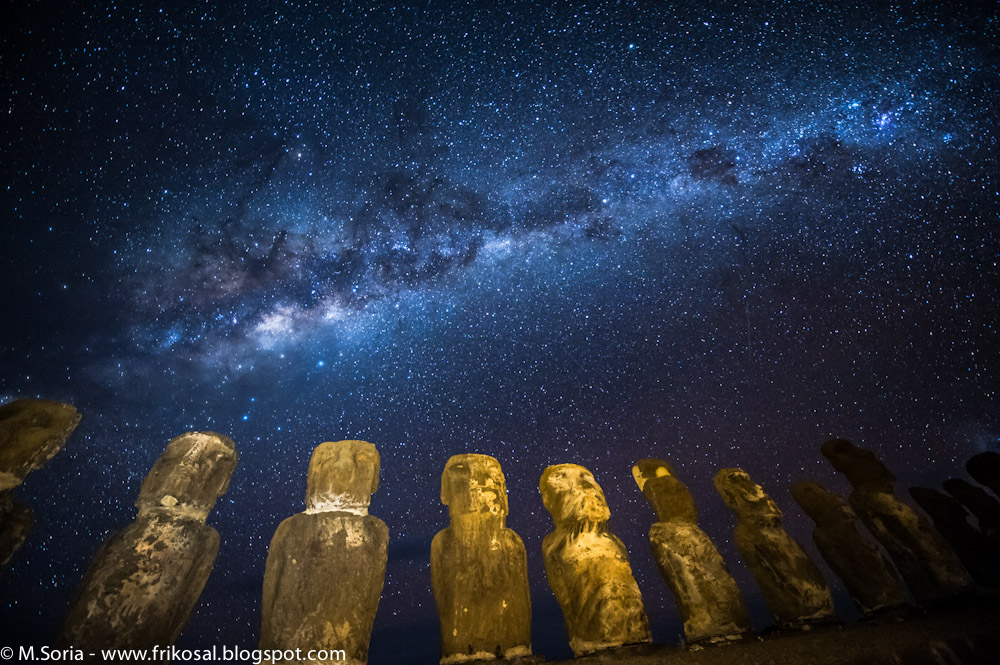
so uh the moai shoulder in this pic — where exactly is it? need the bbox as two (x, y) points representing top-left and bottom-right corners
(714, 468), (834, 629)
(261, 440), (388, 665)
(431, 454), (531, 664)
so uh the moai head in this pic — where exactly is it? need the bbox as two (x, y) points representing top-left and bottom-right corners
(943, 478), (1000, 516)
(305, 440), (380, 515)
(0, 399), (81, 492)
(540, 464), (611, 529)
(909, 487), (969, 525)
(631, 458), (697, 524)
(713, 468), (782, 526)
(966, 452), (1000, 492)
(820, 439), (895, 492)
(137, 431), (238, 520)
(440, 454), (507, 522)
(791, 481), (854, 526)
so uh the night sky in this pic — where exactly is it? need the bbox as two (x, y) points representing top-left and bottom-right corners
(1, 1), (998, 662)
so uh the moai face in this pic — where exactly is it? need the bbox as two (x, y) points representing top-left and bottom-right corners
(967, 452), (1000, 491)
(440, 454), (507, 519)
(305, 440), (380, 514)
(540, 464), (611, 528)
(137, 431), (238, 519)
(631, 458), (697, 524)
(820, 439), (895, 492)
(0, 399), (81, 492)
(791, 481), (853, 525)
(713, 468), (782, 525)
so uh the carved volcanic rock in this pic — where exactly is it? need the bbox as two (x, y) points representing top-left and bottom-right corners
(943, 478), (1000, 541)
(59, 431), (237, 652)
(821, 439), (974, 606)
(909, 486), (1000, 588)
(0, 398), (81, 492)
(967, 452), (1000, 499)
(633, 459), (751, 643)
(261, 440), (388, 665)
(792, 481), (907, 614)
(714, 469), (835, 628)
(432, 454), (531, 663)
(540, 463), (651, 657)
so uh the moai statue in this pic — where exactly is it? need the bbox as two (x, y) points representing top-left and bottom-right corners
(909, 487), (1000, 588)
(967, 452), (1000, 499)
(632, 459), (751, 644)
(261, 440), (388, 665)
(60, 431), (238, 651)
(431, 454), (531, 663)
(713, 469), (835, 628)
(540, 464), (651, 657)
(0, 398), (81, 570)
(791, 481), (908, 614)
(821, 439), (974, 606)
(943, 478), (1000, 541)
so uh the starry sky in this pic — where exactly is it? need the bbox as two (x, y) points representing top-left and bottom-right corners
(1, 0), (998, 662)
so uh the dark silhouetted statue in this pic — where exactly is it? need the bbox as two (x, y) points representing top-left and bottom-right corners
(632, 458), (751, 643)
(967, 452), (1000, 499)
(540, 463), (651, 657)
(943, 477), (1000, 541)
(261, 440), (388, 665)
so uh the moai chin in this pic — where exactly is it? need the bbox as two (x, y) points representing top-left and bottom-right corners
(540, 463), (651, 657)
(943, 478), (1000, 541)
(261, 440), (388, 665)
(632, 459), (751, 644)
(59, 431), (237, 652)
(909, 486), (1000, 588)
(431, 454), (532, 664)
(966, 452), (1000, 499)
(713, 468), (835, 629)
(821, 438), (974, 606)
(0, 399), (81, 571)
(791, 481), (908, 614)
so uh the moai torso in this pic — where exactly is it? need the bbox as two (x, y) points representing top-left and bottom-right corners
(59, 431), (237, 651)
(909, 486), (1000, 588)
(967, 452), (1000, 500)
(540, 464), (651, 657)
(792, 481), (907, 614)
(943, 478), (1000, 541)
(633, 459), (750, 644)
(431, 454), (531, 663)
(714, 469), (834, 629)
(821, 439), (974, 606)
(0, 399), (80, 570)
(261, 440), (388, 665)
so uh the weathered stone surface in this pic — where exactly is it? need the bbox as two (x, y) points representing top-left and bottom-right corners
(261, 440), (388, 665)
(714, 469), (835, 628)
(943, 478), (1000, 541)
(0, 491), (33, 569)
(432, 454), (531, 663)
(821, 438), (974, 606)
(632, 459), (751, 643)
(909, 486), (1000, 588)
(59, 431), (237, 652)
(540, 463), (651, 657)
(0, 398), (81, 492)
(792, 481), (907, 614)
(966, 452), (1000, 499)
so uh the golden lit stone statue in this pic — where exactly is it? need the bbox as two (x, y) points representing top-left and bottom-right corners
(59, 431), (238, 651)
(714, 468), (835, 628)
(821, 438), (974, 606)
(540, 463), (651, 657)
(261, 440), (388, 665)
(0, 398), (81, 571)
(431, 454), (532, 663)
(633, 459), (751, 643)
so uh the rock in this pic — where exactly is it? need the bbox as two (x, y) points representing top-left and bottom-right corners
(540, 463), (651, 657)
(909, 486), (1000, 588)
(0, 399), (80, 570)
(59, 431), (237, 652)
(966, 452), (1000, 499)
(714, 468), (835, 628)
(261, 440), (388, 665)
(821, 438), (974, 606)
(632, 459), (751, 643)
(792, 480), (908, 614)
(943, 478), (1000, 541)
(431, 454), (532, 664)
